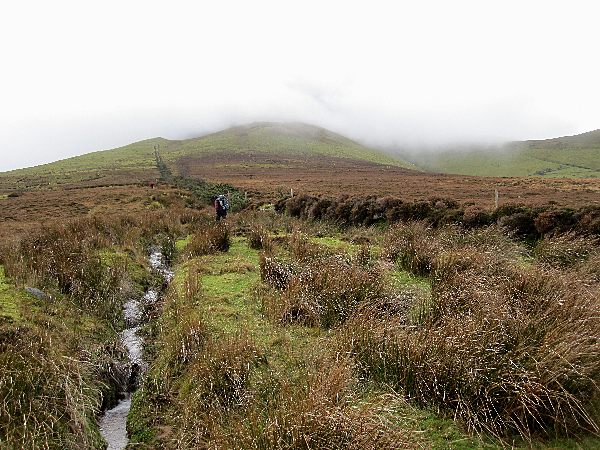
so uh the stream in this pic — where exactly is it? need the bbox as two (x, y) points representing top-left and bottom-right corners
(99, 247), (173, 450)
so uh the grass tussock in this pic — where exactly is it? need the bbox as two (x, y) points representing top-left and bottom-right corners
(342, 252), (600, 440)
(0, 328), (102, 449)
(577, 252), (600, 283)
(287, 231), (324, 261)
(230, 357), (412, 450)
(247, 224), (273, 252)
(533, 232), (597, 269)
(1, 211), (186, 322)
(0, 316), (124, 449)
(149, 294), (209, 388)
(382, 221), (443, 276)
(259, 253), (293, 291)
(261, 253), (389, 328)
(187, 224), (231, 257)
(172, 334), (265, 448)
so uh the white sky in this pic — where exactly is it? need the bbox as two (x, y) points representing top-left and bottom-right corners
(1, 0), (599, 171)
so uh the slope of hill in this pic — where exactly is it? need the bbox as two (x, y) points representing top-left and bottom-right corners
(0, 123), (414, 191)
(0, 138), (165, 190)
(163, 122), (412, 168)
(400, 129), (600, 178)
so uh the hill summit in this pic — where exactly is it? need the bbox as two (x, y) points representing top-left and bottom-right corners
(0, 122), (413, 191)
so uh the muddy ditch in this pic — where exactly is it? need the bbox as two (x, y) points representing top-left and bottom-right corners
(99, 247), (173, 450)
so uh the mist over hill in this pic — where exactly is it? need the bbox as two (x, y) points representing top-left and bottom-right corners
(2, 123), (600, 195)
(395, 129), (600, 178)
(0, 122), (414, 191)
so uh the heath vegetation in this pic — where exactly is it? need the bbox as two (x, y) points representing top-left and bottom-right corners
(2, 183), (600, 449)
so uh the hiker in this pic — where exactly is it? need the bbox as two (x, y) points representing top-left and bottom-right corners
(214, 194), (229, 221)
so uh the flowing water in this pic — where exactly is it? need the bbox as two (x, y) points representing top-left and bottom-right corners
(99, 248), (173, 450)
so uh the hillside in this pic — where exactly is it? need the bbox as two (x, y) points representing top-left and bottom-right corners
(0, 123), (414, 191)
(400, 129), (600, 178)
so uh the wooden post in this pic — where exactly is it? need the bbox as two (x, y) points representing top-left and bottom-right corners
(290, 188), (294, 198)
(494, 189), (499, 208)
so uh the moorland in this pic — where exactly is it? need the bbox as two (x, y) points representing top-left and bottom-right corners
(0, 122), (599, 449)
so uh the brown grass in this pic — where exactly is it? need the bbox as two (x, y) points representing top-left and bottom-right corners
(534, 232), (597, 269)
(186, 223), (231, 257)
(342, 236), (600, 440)
(176, 152), (600, 209)
(228, 357), (413, 450)
(261, 252), (389, 328)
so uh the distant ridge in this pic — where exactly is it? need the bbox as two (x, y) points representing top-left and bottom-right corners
(0, 122), (414, 190)
(399, 129), (600, 178)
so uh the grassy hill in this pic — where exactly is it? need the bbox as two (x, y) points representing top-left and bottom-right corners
(162, 122), (412, 168)
(400, 129), (600, 178)
(0, 123), (413, 191)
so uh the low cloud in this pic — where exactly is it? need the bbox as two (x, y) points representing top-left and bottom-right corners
(1, 1), (598, 171)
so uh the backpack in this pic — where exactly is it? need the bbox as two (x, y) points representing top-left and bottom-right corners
(217, 195), (229, 211)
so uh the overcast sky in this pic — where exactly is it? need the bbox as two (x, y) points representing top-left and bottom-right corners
(1, 0), (599, 171)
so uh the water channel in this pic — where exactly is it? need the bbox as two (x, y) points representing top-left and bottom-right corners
(99, 248), (173, 450)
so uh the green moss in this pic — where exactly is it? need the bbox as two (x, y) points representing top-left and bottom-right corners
(0, 266), (23, 322)
(390, 269), (431, 292)
(127, 388), (157, 446)
(175, 235), (191, 252)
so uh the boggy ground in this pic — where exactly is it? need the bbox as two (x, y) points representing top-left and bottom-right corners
(0, 184), (191, 243)
(0, 208), (192, 449)
(1, 172), (600, 448)
(172, 152), (600, 208)
(127, 210), (600, 449)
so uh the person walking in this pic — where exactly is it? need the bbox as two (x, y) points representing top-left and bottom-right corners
(214, 194), (229, 221)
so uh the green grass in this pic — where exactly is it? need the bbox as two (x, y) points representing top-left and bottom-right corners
(0, 265), (22, 322)
(390, 269), (431, 292)
(162, 122), (414, 169)
(310, 235), (361, 252)
(401, 130), (600, 178)
(165, 235), (499, 447)
(0, 138), (162, 189)
(175, 235), (192, 252)
(0, 122), (414, 190)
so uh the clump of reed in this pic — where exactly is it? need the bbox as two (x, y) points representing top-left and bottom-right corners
(382, 221), (444, 276)
(341, 251), (600, 440)
(172, 334), (265, 447)
(259, 253), (293, 291)
(261, 253), (388, 328)
(287, 230), (324, 261)
(182, 334), (264, 410)
(577, 253), (600, 283)
(187, 223), (231, 257)
(229, 357), (412, 449)
(148, 297), (209, 389)
(0, 325), (105, 449)
(533, 232), (597, 269)
(246, 224), (273, 251)
(3, 223), (127, 322)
